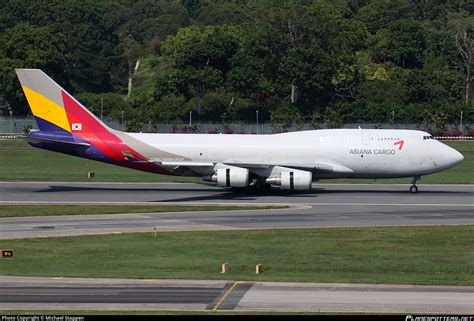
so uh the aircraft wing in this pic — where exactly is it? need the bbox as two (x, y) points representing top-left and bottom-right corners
(150, 160), (215, 176)
(151, 159), (353, 174)
(157, 161), (215, 167)
(223, 160), (354, 174)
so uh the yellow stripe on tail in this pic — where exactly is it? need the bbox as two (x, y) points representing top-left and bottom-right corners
(22, 85), (71, 132)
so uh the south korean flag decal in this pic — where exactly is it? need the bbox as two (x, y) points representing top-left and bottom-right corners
(72, 123), (82, 131)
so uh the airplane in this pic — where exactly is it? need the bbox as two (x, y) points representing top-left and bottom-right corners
(15, 69), (464, 193)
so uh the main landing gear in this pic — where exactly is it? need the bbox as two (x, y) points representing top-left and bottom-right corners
(409, 176), (421, 193)
(245, 177), (272, 194)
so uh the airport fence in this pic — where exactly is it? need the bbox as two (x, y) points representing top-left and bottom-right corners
(0, 116), (472, 136)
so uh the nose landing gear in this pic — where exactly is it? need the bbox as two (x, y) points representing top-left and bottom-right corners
(409, 176), (421, 193)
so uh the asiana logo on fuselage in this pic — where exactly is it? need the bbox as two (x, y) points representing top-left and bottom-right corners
(349, 148), (396, 155)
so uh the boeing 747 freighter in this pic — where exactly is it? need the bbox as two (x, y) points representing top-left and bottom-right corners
(16, 69), (464, 193)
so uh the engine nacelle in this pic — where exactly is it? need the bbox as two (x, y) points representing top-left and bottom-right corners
(266, 170), (312, 190)
(215, 166), (249, 188)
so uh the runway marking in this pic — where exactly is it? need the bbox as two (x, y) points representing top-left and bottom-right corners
(212, 281), (245, 311)
(1, 200), (471, 207)
(320, 184), (474, 187)
(307, 203), (473, 207)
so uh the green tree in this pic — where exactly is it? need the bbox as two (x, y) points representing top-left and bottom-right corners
(194, 2), (247, 26)
(159, 25), (243, 115)
(0, 23), (67, 115)
(448, 11), (474, 106)
(270, 104), (304, 133)
(376, 20), (426, 68)
(324, 109), (342, 129)
(149, 95), (187, 126)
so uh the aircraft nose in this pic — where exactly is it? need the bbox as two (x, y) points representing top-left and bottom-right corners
(431, 143), (464, 170)
(449, 148), (464, 166)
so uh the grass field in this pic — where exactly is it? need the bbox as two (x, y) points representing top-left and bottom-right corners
(0, 139), (473, 183)
(0, 204), (285, 218)
(1, 225), (472, 285)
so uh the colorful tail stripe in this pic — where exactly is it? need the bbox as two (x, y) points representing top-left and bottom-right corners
(16, 69), (169, 175)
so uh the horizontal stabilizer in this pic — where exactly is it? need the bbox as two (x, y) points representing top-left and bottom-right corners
(28, 136), (91, 148)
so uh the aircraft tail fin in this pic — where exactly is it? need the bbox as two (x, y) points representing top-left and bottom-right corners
(15, 69), (112, 134)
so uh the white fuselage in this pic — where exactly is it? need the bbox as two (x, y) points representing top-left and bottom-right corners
(128, 129), (464, 180)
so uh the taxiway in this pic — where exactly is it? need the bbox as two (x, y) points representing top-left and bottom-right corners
(0, 276), (472, 313)
(0, 182), (472, 239)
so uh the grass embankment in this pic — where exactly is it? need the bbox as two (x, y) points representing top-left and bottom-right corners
(0, 205), (286, 218)
(0, 139), (473, 184)
(1, 225), (472, 285)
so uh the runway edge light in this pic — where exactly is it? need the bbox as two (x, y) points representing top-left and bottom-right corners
(1, 249), (13, 258)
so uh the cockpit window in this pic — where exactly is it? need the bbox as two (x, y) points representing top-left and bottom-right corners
(423, 135), (434, 140)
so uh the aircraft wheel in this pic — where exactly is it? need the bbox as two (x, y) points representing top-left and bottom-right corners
(409, 185), (418, 193)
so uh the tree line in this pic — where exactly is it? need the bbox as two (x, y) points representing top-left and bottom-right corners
(0, 0), (473, 134)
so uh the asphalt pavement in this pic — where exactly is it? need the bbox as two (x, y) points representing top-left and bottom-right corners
(0, 182), (472, 239)
(0, 182), (472, 313)
(0, 276), (472, 313)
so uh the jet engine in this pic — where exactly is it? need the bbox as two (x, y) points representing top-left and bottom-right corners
(265, 170), (312, 190)
(213, 166), (249, 187)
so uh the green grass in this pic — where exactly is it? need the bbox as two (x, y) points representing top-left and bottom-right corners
(0, 139), (473, 184)
(0, 204), (285, 218)
(131, 56), (170, 100)
(1, 225), (472, 285)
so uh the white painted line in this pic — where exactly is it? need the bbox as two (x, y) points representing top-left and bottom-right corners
(0, 201), (471, 208)
(314, 202), (474, 207)
(312, 183), (474, 187)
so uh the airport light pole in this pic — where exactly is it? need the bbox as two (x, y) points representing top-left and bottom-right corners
(121, 110), (124, 130)
(460, 110), (463, 134)
(9, 108), (12, 133)
(256, 110), (259, 134)
(189, 111), (192, 126)
(100, 97), (103, 120)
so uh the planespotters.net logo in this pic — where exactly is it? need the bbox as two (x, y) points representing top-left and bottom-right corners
(406, 316), (474, 321)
